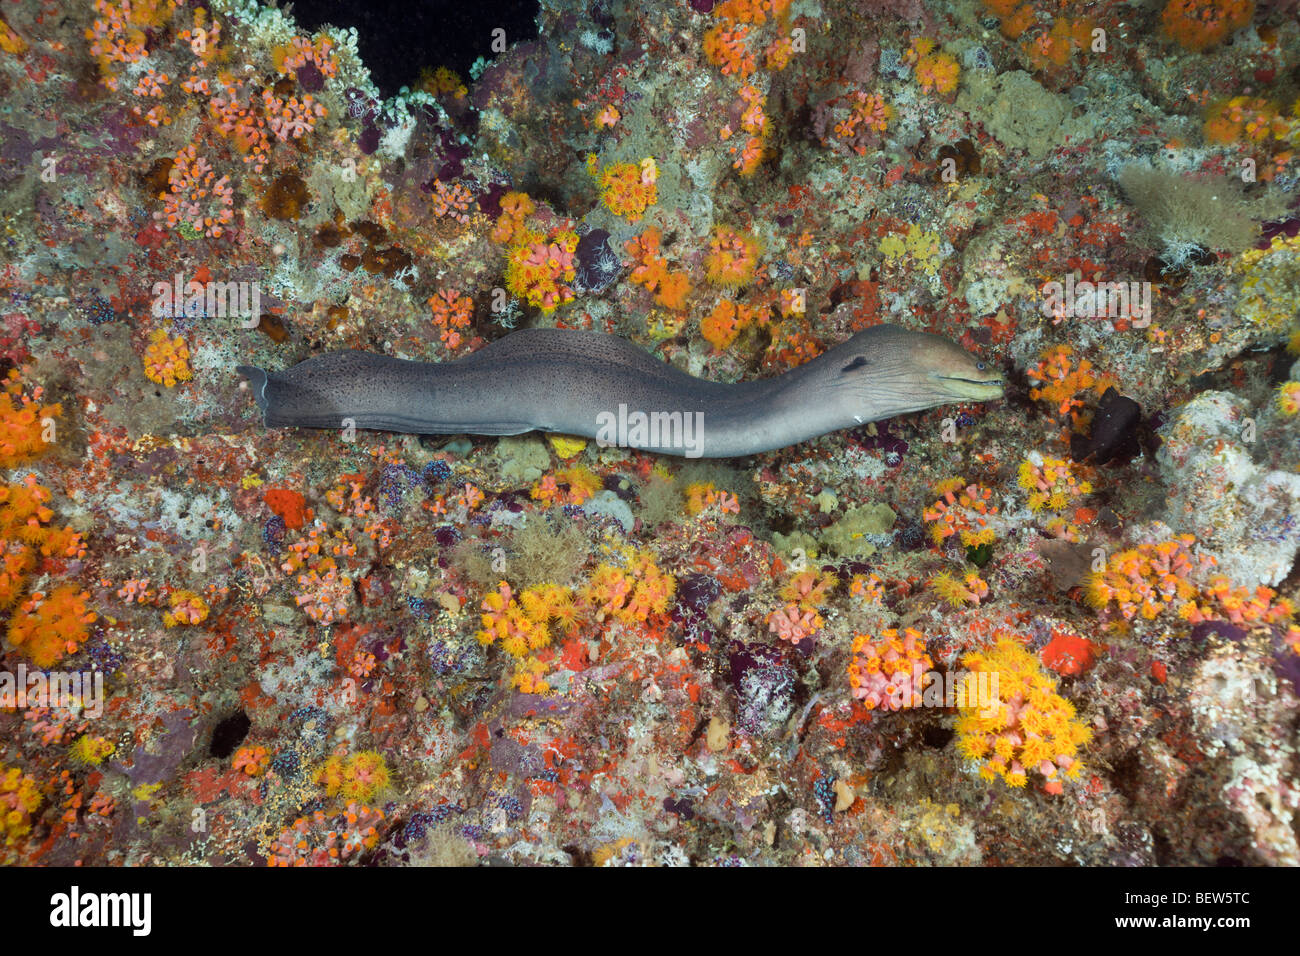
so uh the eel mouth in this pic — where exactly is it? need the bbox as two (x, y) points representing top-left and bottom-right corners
(936, 374), (1006, 400)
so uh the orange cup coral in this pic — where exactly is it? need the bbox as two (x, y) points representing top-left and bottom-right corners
(1160, 0), (1254, 52)
(704, 226), (760, 288)
(7, 585), (96, 668)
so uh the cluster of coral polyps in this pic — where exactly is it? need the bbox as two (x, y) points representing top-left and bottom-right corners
(1, 763), (41, 854)
(0, 369), (95, 671)
(594, 158), (658, 222)
(504, 228), (579, 312)
(1160, 0), (1255, 52)
(626, 227), (692, 311)
(923, 479), (999, 548)
(428, 288), (474, 349)
(847, 628), (933, 710)
(1026, 345), (1110, 420)
(954, 638), (1092, 794)
(266, 803), (385, 866)
(1086, 534), (1297, 633)
(161, 589), (209, 627)
(142, 329), (193, 386)
(0, 371), (59, 468)
(907, 37), (960, 96)
(1017, 454), (1092, 512)
(7, 586), (97, 669)
(157, 143), (233, 239)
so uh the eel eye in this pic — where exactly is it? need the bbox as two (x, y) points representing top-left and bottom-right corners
(976, 362), (986, 371)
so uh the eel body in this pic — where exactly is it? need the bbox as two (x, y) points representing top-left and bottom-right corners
(237, 325), (1003, 458)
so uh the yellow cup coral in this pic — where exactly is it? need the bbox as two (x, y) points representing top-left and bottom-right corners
(162, 589), (210, 627)
(954, 636), (1091, 793)
(931, 570), (989, 606)
(597, 160), (657, 222)
(1017, 455), (1092, 512)
(69, 735), (116, 766)
(1276, 381), (1300, 417)
(1, 763), (41, 850)
(583, 551), (675, 625)
(910, 38), (960, 95)
(317, 750), (391, 803)
(923, 478), (998, 548)
(143, 329), (193, 387)
(505, 228), (579, 313)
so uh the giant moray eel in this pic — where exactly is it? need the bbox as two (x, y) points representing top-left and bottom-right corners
(237, 324), (1003, 458)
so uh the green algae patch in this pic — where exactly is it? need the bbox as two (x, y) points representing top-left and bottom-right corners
(823, 502), (897, 558)
(958, 70), (1094, 161)
(771, 529), (819, 561)
(771, 502), (896, 561)
(497, 435), (552, 483)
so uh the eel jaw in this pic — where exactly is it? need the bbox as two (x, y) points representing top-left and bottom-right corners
(934, 374), (1006, 401)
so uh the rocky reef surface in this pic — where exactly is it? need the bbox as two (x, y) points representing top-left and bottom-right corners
(0, 0), (1298, 866)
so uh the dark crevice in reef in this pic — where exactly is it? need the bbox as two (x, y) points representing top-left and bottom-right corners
(290, 0), (540, 98)
(208, 710), (252, 759)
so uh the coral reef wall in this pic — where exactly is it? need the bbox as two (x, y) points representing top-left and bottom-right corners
(0, 0), (1298, 865)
